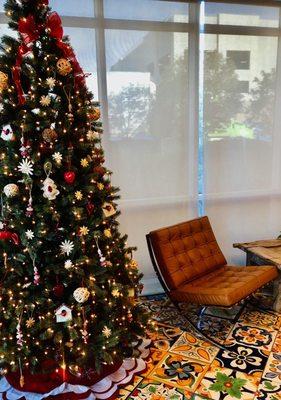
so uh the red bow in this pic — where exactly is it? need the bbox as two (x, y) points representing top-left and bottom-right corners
(18, 15), (40, 46)
(0, 230), (20, 245)
(13, 11), (85, 105)
(46, 12), (63, 41)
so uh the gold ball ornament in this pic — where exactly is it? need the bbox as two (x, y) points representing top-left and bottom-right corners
(42, 128), (58, 142)
(0, 72), (8, 93)
(73, 287), (90, 303)
(89, 107), (101, 121)
(56, 58), (72, 76)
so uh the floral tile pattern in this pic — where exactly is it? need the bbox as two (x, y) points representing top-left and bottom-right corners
(116, 295), (281, 400)
(262, 353), (281, 383)
(254, 379), (281, 400)
(127, 379), (195, 399)
(226, 324), (277, 351)
(239, 309), (281, 331)
(215, 343), (269, 375)
(196, 365), (262, 400)
(148, 353), (209, 391)
(170, 332), (219, 363)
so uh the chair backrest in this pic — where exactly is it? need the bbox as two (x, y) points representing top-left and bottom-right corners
(147, 216), (227, 291)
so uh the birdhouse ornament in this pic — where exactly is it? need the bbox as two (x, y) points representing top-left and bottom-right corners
(55, 304), (72, 323)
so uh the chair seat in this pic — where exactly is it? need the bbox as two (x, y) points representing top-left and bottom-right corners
(170, 265), (278, 307)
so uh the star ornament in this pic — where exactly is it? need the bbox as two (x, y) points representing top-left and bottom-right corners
(102, 326), (112, 338)
(46, 77), (56, 89)
(86, 130), (99, 141)
(79, 226), (89, 236)
(25, 230), (34, 240)
(60, 240), (74, 256)
(80, 158), (89, 168)
(40, 95), (51, 106)
(75, 191), (83, 200)
(26, 317), (35, 328)
(18, 159), (34, 176)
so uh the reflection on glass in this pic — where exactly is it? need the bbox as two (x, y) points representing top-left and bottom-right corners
(203, 34), (278, 194)
(105, 29), (189, 200)
(50, 0), (94, 17)
(205, 2), (279, 28)
(64, 27), (98, 98)
(104, 0), (188, 22)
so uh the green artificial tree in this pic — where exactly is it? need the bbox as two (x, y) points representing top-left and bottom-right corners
(0, 0), (149, 384)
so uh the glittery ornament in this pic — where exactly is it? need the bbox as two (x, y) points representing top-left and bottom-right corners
(89, 107), (100, 121)
(73, 287), (90, 303)
(16, 322), (23, 347)
(57, 58), (72, 76)
(3, 183), (19, 197)
(0, 72), (8, 93)
(34, 265), (40, 286)
(42, 128), (57, 142)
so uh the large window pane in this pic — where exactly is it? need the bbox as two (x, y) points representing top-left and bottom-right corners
(104, 0), (188, 22)
(205, 3), (279, 28)
(105, 29), (190, 201)
(203, 34), (278, 195)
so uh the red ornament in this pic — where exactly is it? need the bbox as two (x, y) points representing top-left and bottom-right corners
(86, 202), (94, 215)
(0, 231), (20, 245)
(53, 284), (64, 298)
(64, 171), (76, 184)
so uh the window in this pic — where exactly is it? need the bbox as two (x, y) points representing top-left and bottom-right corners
(227, 50), (250, 70)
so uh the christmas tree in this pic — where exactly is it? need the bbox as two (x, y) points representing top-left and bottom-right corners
(0, 0), (149, 385)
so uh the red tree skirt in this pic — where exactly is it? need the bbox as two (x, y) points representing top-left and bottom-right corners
(0, 339), (150, 400)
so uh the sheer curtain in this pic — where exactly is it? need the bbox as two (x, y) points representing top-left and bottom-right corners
(202, 2), (281, 264)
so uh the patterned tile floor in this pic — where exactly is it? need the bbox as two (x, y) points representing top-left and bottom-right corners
(122, 294), (281, 400)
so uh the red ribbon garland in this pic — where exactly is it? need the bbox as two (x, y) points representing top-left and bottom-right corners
(13, 11), (86, 105)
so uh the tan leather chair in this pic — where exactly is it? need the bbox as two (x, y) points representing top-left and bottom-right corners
(146, 216), (278, 346)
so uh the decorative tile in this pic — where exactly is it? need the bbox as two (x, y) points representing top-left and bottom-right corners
(272, 332), (281, 353)
(148, 353), (208, 391)
(148, 323), (183, 351)
(170, 332), (219, 363)
(215, 343), (269, 375)
(196, 364), (262, 400)
(239, 309), (281, 331)
(141, 349), (167, 377)
(127, 378), (195, 399)
(254, 379), (281, 400)
(262, 353), (281, 382)
(226, 324), (277, 351)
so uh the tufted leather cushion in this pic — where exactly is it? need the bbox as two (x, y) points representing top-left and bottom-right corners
(149, 216), (227, 289)
(170, 265), (278, 307)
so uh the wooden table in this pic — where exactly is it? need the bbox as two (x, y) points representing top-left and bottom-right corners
(233, 239), (281, 312)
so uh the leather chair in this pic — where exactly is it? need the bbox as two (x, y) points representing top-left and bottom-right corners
(146, 216), (278, 347)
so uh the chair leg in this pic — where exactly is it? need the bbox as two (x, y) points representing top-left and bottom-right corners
(172, 301), (229, 350)
(197, 306), (207, 330)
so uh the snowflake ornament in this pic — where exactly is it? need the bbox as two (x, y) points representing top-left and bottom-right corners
(102, 326), (112, 338)
(60, 240), (74, 256)
(86, 130), (99, 141)
(64, 259), (73, 270)
(40, 95), (51, 106)
(52, 152), (62, 165)
(26, 317), (35, 328)
(25, 230), (34, 240)
(18, 159), (34, 176)
(46, 77), (56, 89)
